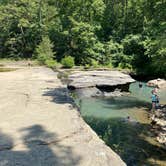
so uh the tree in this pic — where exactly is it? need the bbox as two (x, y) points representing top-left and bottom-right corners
(0, 0), (165, 77)
(34, 36), (55, 64)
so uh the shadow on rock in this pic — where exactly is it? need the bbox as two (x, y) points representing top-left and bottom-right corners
(0, 125), (81, 166)
(43, 87), (74, 104)
(0, 129), (13, 151)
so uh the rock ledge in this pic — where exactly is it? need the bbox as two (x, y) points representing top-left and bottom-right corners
(68, 70), (135, 90)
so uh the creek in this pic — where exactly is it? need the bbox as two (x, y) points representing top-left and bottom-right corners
(72, 82), (166, 166)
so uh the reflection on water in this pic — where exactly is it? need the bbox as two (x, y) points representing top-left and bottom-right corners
(73, 82), (166, 166)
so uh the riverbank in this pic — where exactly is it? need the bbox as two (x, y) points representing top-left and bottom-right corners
(151, 105), (166, 148)
(0, 64), (125, 166)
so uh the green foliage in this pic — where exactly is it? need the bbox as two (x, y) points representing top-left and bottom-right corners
(122, 35), (144, 56)
(144, 38), (166, 76)
(34, 36), (55, 65)
(102, 39), (132, 69)
(61, 56), (75, 68)
(104, 40), (124, 66)
(69, 19), (105, 65)
(106, 63), (113, 69)
(45, 59), (58, 68)
(91, 59), (99, 68)
(113, 53), (133, 69)
(0, 0), (59, 59)
(0, 0), (165, 77)
(122, 35), (150, 71)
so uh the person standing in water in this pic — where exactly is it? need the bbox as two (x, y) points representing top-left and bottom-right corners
(151, 88), (160, 109)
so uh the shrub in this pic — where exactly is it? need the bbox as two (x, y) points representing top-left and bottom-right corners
(122, 34), (144, 55)
(118, 62), (132, 69)
(84, 64), (91, 69)
(45, 59), (58, 68)
(104, 40), (124, 66)
(34, 36), (55, 65)
(61, 56), (75, 68)
(91, 59), (99, 68)
(106, 63), (113, 69)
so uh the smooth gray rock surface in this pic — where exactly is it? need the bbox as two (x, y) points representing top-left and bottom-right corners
(68, 70), (135, 89)
(0, 66), (126, 166)
(73, 87), (128, 98)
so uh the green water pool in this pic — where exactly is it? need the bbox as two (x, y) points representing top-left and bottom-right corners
(76, 82), (165, 121)
(73, 82), (166, 166)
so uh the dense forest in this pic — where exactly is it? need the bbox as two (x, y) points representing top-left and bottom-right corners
(0, 0), (165, 76)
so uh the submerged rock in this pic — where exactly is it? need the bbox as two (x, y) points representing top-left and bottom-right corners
(68, 71), (135, 92)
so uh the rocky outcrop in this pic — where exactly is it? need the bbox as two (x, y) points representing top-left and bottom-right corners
(0, 66), (126, 166)
(151, 106), (166, 148)
(68, 71), (135, 92)
(72, 87), (130, 98)
(147, 79), (166, 88)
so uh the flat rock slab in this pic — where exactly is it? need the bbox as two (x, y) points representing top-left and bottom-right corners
(68, 70), (135, 89)
(0, 66), (125, 166)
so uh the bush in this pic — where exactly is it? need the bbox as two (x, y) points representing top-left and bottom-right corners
(84, 64), (91, 69)
(118, 62), (132, 69)
(104, 40), (124, 66)
(122, 34), (144, 55)
(45, 59), (58, 68)
(106, 63), (113, 69)
(61, 56), (75, 68)
(34, 36), (55, 65)
(91, 59), (99, 68)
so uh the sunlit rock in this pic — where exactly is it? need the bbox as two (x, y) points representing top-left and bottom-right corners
(147, 78), (166, 88)
(68, 71), (135, 92)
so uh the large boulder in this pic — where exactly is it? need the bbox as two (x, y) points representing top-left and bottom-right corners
(68, 71), (135, 91)
(147, 78), (166, 88)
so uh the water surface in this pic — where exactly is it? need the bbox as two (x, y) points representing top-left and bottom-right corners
(73, 82), (166, 166)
